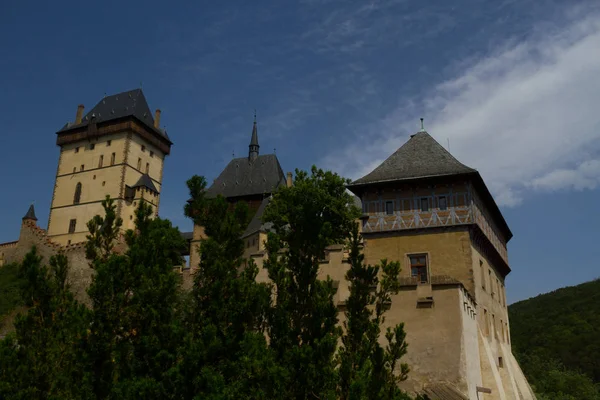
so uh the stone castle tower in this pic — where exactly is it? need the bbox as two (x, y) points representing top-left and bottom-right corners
(47, 89), (172, 245)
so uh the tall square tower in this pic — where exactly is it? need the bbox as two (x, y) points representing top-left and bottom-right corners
(48, 89), (173, 245)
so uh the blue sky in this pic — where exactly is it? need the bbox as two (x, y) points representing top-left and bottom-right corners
(1, 0), (599, 304)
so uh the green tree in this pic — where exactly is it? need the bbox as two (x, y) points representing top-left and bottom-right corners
(86, 199), (187, 398)
(170, 175), (280, 399)
(0, 247), (93, 399)
(262, 166), (361, 399)
(337, 224), (411, 400)
(86, 195), (123, 263)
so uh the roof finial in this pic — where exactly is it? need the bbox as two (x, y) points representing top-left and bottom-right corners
(232, 150), (235, 158)
(419, 118), (425, 132)
(249, 112), (260, 161)
(274, 147), (276, 154)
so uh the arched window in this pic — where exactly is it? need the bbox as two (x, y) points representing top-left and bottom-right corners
(74, 182), (82, 204)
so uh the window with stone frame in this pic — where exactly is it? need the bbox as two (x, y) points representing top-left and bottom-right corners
(98, 155), (104, 168)
(111, 152), (116, 165)
(68, 219), (76, 234)
(409, 254), (429, 283)
(137, 158), (142, 170)
(145, 162), (150, 174)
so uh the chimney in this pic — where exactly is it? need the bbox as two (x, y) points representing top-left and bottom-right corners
(286, 172), (293, 188)
(75, 104), (85, 124)
(154, 109), (161, 128)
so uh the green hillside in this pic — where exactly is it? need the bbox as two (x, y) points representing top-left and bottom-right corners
(509, 278), (600, 399)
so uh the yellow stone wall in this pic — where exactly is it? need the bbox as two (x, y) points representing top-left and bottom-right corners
(363, 227), (475, 293)
(48, 129), (166, 245)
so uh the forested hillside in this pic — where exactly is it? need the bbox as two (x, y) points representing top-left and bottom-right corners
(509, 279), (600, 399)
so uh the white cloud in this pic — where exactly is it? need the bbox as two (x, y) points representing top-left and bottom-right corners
(322, 10), (600, 207)
(530, 159), (600, 191)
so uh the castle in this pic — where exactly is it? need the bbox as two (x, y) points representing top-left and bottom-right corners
(0, 90), (535, 400)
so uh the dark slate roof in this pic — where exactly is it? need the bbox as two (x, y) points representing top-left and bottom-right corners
(242, 196), (274, 238)
(207, 154), (286, 199)
(348, 130), (513, 242)
(58, 89), (171, 141)
(22, 204), (37, 221)
(350, 131), (476, 186)
(132, 174), (159, 194)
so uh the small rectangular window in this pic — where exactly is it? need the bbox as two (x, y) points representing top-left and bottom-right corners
(145, 162), (150, 174)
(409, 254), (428, 283)
(98, 155), (104, 168)
(89, 143), (95, 150)
(484, 309), (490, 337)
(438, 196), (447, 210)
(68, 219), (77, 234)
(137, 158), (142, 170)
(420, 198), (429, 212)
(111, 152), (116, 165)
(75, 147), (79, 153)
(80, 164), (84, 171)
(480, 260), (486, 291)
(150, 151), (154, 158)
(141, 145), (146, 152)
(385, 201), (394, 215)
(107, 140), (112, 146)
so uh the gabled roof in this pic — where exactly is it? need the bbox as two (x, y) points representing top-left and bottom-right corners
(242, 196), (274, 238)
(22, 204), (37, 221)
(58, 89), (171, 142)
(132, 173), (159, 194)
(207, 154), (286, 199)
(350, 131), (476, 186)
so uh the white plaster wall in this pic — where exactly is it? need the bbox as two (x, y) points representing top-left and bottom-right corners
(459, 288), (483, 400)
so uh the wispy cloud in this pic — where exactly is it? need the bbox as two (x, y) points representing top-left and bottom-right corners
(321, 8), (600, 207)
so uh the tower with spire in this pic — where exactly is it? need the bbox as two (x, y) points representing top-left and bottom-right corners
(188, 113), (290, 270)
(249, 111), (260, 161)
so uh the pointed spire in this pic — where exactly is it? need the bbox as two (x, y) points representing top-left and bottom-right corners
(249, 110), (260, 161)
(419, 117), (426, 132)
(22, 203), (37, 221)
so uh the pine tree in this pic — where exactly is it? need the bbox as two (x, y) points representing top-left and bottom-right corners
(262, 166), (360, 399)
(86, 199), (187, 398)
(337, 223), (412, 400)
(171, 175), (281, 399)
(0, 247), (93, 399)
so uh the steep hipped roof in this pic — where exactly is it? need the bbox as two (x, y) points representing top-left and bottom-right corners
(351, 131), (476, 186)
(58, 89), (171, 142)
(347, 130), (512, 242)
(22, 204), (37, 221)
(207, 154), (286, 199)
(132, 173), (159, 194)
(242, 196), (274, 238)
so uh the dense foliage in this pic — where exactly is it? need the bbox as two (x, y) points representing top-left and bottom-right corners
(509, 279), (600, 399)
(0, 168), (421, 399)
(0, 262), (23, 323)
